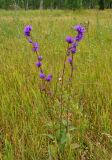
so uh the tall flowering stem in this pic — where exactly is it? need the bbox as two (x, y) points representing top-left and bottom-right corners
(59, 24), (85, 133)
(24, 25), (53, 98)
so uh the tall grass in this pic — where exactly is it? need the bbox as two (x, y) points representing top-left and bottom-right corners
(0, 9), (112, 160)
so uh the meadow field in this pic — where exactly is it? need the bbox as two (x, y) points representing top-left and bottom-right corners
(0, 9), (112, 160)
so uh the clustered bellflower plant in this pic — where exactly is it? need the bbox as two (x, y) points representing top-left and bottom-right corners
(24, 24), (85, 154)
(58, 25), (85, 142)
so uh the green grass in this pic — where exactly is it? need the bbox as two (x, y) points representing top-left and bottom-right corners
(0, 9), (112, 160)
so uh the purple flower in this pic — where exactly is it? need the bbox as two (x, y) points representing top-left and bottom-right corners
(74, 25), (85, 33)
(46, 74), (52, 82)
(33, 42), (39, 52)
(38, 56), (42, 61)
(66, 36), (74, 44)
(68, 57), (72, 63)
(39, 72), (46, 79)
(74, 25), (85, 42)
(24, 25), (32, 37)
(36, 61), (42, 68)
(68, 42), (77, 54)
(71, 42), (78, 47)
(70, 47), (77, 54)
(75, 33), (83, 42)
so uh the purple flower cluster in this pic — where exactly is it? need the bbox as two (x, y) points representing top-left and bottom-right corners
(45, 74), (52, 82)
(74, 25), (85, 42)
(75, 24), (85, 33)
(69, 42), (78, 54)
(66, 36), (74, 44)
(24, 25), (32, 37)
(36, 61), (42, 68)
(39, 72), (46, 79)
(68, 57), (72, 64)
(66, 24), (85, 64)
(33, 42), (39, 52)
(24, 25), (52, 83)
(38, 56), (43, 61)
(24, 26), (39, 52)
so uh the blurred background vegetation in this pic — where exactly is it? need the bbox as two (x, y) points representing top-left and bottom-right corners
(0, 0), (112, 10)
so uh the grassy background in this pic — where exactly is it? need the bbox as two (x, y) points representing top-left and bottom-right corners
(0, 9), (112, 159)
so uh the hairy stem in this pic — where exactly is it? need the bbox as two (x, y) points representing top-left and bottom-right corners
(59, 45), (69, 137)
(66, 54), (74, 133)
